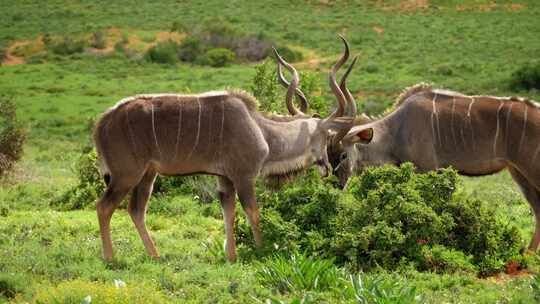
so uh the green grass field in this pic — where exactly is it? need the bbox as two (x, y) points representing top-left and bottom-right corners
(1, 0), (540, 303)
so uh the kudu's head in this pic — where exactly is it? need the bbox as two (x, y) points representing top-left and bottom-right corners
(322, 42), (375, 188)
(273, 36), (359, 178)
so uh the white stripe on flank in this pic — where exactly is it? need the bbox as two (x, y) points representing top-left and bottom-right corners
(504, 102), (514, 153)
(186, 97), (202, 160)
(518, 105), (528, 155)
(467, 97), (475, 118)
(173, 98), (183, 162)
(493, 102), (505, 157)
(125, 109), (139, 162)
(468, 97), (477, 152)
(151, 103), (163, 160)
(451, 96), (457, 146)
(432, 93), (441, 147)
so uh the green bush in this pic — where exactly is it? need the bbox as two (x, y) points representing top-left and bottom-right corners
(239, 164), (524, 276)
(177, 18), (271, 65)
(419, 245), (477, 274)
(178, 36), (204, 63)
(275, 45), (304, 63)
(144, 40), (179, 64)
(46, 36), (86, 55)
(91, 30), (107, 49)
(0, 96), (26, 177)
(52, 148), (104, 210)
(250, 58), (284, 113)
(249, 59), (324, 115)
(55, 148), (217, 210)
(0, 273), (27, 300)
(510, 62), (540, 91)
(170, 20), (188, 33)
(203, 48), (236, 67)
(0, 44), (6, 64)
(532, 274), (540, 302)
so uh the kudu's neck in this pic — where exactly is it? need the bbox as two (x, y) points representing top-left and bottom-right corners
(254, 114), (318, 176)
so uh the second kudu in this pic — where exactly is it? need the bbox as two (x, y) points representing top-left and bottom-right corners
(330, 83), (540, 253)
(93, 37), (357, 262)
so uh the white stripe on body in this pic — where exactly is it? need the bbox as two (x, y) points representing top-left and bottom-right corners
(493, 102), (505, 157)
(151, 103), (163, 161)
(186, 97), (202, 160)
(173, 98), (183, 162)
(504, 102), (514, 155)
(450, 96), (458, 146)
(518, 105), (528, 155)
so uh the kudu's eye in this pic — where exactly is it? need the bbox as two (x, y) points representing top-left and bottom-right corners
(340, 152), (347, 161)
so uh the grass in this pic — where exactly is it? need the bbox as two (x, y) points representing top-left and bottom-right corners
(1, 0), (540, 302)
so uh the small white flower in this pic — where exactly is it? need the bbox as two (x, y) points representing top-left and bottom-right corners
(114, 279), (126, 288)
(82, 295), (92, 304)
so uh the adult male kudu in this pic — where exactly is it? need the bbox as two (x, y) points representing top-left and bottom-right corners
(93, 37), (357, 262)
(330, 83), (540, 253)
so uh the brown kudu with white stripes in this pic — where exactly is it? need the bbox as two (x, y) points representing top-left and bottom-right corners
(330, 83), (540, 253)
(93, 37), (357, 262)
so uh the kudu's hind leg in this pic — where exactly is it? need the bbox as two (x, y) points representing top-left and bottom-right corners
(128, 169), (159, 259)
(508, 167), (540, 252)
(97, 182), (132, 261)
(218, 176), (237, 262)
(235, 179), (262, 249)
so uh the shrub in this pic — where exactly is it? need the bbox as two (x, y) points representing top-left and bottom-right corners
(0, 273), (27, 300)
(55, 148), (217, 210)
(52, 148), (104, 210)
(204, 47), (236, 67)
(250, 58), (284, 113)
(170, 20), (188, 33)
(234, 34), (271, 62)
(46, 36), (86, 55)
(510, 62), (540, 91)
(91, 30), (107, 49)
(144, 40), (179, 64)
(177, 18), (272, 65)
(0, 44), (6, 63)
(275, 45), (303, 63)
(419, 245), (477, 274)
(240, 163), (524, 275)
(0, 96), (26, 177)
(114, 34), (129, 54)
(532, 274), (540, 302)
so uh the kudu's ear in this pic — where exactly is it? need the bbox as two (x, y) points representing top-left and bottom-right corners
(343, 127), (373, 145)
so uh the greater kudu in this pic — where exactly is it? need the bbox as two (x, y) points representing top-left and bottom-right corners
(93, 37), (357, 262)
(330, 83), (540, 253)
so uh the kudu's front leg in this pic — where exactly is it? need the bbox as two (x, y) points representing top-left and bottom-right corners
(235, 179), (262, 249)
(218, 177), (238, 262)
(508, 166), (540, 253)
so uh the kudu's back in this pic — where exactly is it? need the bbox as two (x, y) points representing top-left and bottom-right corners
(93, 91), (268, 184)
